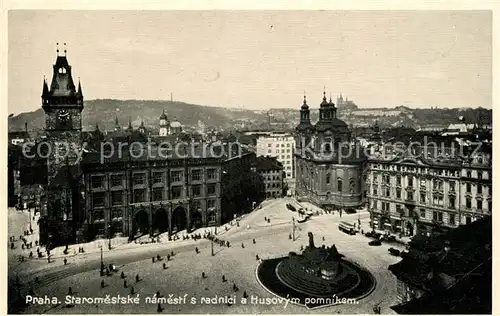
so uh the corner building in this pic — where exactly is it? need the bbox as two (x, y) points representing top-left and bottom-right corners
(367, 139), (492, 236)
(294, 92), (366, 210)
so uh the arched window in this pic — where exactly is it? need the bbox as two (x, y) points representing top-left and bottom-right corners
(326, 173), (330, 184)
(323, 137), (332, 152)
(338, 179), (343, 192)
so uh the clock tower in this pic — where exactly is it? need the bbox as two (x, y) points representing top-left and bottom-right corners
(41, 46), (84, 246)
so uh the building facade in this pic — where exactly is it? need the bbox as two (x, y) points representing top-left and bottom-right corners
(294, 92), (366, 210)
(367, 140), (492, 236)
(256, 132), (295, 179)
(81, 150), (223, 239)
(256, 132), (295, 195)
(252, 156), (284, 198)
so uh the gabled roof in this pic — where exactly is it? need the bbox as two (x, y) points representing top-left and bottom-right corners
(253, 156), (283, 172)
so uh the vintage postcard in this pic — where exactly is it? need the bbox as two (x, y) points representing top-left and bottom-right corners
(5, 6), (493, 315)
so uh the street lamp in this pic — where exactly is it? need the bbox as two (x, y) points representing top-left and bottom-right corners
(100, 245), (104, 275)
(292, 217), (296, 241)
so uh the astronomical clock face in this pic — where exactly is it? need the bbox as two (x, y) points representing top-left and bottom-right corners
(57, 110), (71, 128)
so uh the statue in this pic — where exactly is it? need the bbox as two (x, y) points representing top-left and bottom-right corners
(308, 232), (315, 249)
(329, 244), (343, 261)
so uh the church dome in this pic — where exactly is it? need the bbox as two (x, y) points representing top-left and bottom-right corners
(315, 117), (348, 132)
(170, 120), (182, 128)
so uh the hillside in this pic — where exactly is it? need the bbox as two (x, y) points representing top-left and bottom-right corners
(8, 99), (267, 132)
(8, 99), (492, 132)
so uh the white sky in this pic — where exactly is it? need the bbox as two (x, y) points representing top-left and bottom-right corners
(8, 10), (492, 114)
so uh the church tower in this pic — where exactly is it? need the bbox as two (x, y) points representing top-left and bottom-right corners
(41, 44), (84, 246)
(159, 109), (169, 136)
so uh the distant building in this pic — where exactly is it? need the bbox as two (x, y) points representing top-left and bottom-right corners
(252, 156), (284, 198)
(157, 110), (182, 136)
(9, 122), (30, 145)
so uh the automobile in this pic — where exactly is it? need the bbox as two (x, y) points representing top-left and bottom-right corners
(365, 231), (375, 238)
(388, 248), (401, 256)
(368, 240), (382, 246)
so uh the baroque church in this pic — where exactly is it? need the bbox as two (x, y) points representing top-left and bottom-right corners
(294, 90), (367, 210)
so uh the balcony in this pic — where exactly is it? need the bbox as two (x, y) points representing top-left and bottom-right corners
(404, 198), (417, 206)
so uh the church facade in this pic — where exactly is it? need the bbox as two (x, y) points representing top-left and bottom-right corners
(294, 92), (367, 210)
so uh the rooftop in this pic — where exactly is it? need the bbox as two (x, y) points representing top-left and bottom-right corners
(389, 217), (491, 314)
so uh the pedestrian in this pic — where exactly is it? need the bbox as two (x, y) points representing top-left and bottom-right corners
(157, 254), (161, 261)
(136, 274), (140, 283)
(253, 238), (256, 244)
(222, 275), (226, 282)
(202, 271), (206, 279)
(241, 243), (245, 248)
(101, 280), (105, 288)
(256, 254), (260, 261)
(195, 247), (199, 254)
(152, 256), (155, 263)
(243, 291), (248, 298)
(156, 291), (161, 298)
(63, 258), (67, 265)
(47, 257), (50, 263)
(163, 263), (167, 270)
(120, 271), (124, 279)
(124, 280), (128, 288)
(167, 254), (170, 261)
(29, 251), (33, 258)
(322, 236), (325, 241)
(157, 303), (163, 312)
(10, 242), (14, 249)
(233, 283), (237, 291)
(21, 244), (24, 250)
(68, 287), (73, 295)
(171, 250), (174, 256)
(288, 234), (292, 240)
(130, 286), (135, 295)
(34, 276), (39, 284)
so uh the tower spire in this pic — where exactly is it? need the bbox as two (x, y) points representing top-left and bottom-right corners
(77, 78), (83, 95)
(42, 76), (49, 96)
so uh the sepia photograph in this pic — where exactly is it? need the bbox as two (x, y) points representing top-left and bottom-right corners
(6, 8), (493, 314)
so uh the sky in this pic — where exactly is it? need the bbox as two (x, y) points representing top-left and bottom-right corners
(8, 10), (492, 114)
